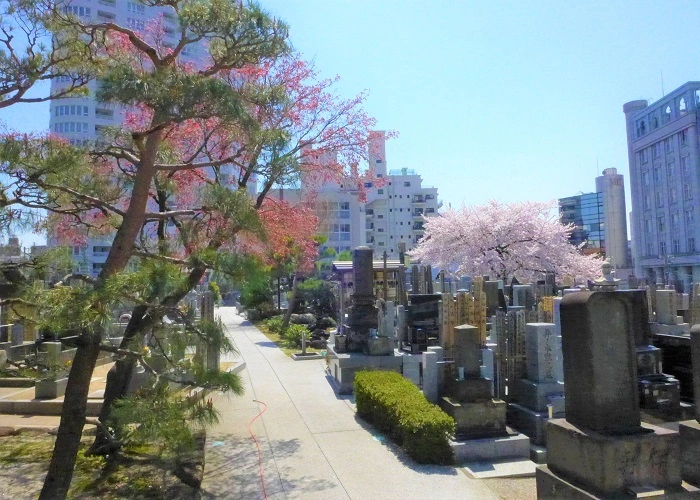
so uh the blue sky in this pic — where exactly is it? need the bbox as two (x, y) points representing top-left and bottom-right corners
(3, 0), (700, 246)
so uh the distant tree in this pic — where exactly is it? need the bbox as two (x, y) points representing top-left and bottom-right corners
(409, 200), (603, 284)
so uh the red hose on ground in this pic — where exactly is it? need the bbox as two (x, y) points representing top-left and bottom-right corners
(249, 399), (269, 499)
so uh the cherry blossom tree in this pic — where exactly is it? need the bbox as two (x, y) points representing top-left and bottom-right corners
(409, 200), (603, 284)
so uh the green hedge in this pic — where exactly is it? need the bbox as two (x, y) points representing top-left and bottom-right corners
(354, 371), (455, 465)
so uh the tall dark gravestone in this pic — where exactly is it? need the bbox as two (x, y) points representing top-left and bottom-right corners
(560, 291), (641, 433)
(537, 291), (684, 499)
(346, 246), (378, 353)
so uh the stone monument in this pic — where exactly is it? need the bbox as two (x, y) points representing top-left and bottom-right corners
(442, 323), (529, 462)
(508, 323), (565, 445)
(327, 247), (403, 393)
(344, 246), (379, 353)
(536, 291), (686, 498)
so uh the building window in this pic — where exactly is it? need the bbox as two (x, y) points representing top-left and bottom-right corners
(685, 208), (694, 226)
(652, 143), (661, 159)
(679, 97), (687, 114)
(653, 167), (661, 183)
(655, 191), (663, 207)
(684, 183), (693, 199)
(63, 5), (91, 17)
(673, 239), (681, 253)
(671, 212), (680, 228)
(127, 2), (145, 14)
(636, 119), (647, 138)
(667, 162), (675, 180)
(665, 138), (673, 153)
(689, 237), (696, 253)
(645, 219), (652, 234)
(404, 182), (411, 187)
(640, 149), (649, 164)
(663, 105), (672, 123)
(681, 129), (688, 146)
(670, 188), (677, 204)
(659, 240), (667, 255)
(377, 189), (384, 194)
(657, 216), (665, 232)
(377, 214), (383, 219)
(126, 18), (145, 30)
(644, 195), (651, 210)
(364, 182), (373, 188)
(647, 242), (654, 256)
(641, 171), (650, 186)
(681, 156), (691, 177)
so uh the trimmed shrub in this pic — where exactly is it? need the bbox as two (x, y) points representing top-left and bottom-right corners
(354, 371), (454, 465)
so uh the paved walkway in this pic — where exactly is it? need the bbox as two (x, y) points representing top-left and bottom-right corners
(201, 307), (535, 499)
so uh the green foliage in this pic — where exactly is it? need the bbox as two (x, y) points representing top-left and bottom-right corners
(239, 267), (273, 310)
(354, 371), (455, 465)
(297, 278), (337, 318)
(264, 315), (284, 335)
(208, 281), (222, 304)
(111, 383), (218, 456)
(281, 323), (307, 348)
(337, 250), (352, 261)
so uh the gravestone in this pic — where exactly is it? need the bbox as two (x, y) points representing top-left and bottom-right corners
(440, 323), (507, 439)
(345, 247), (378, 353)
(483, 280), (500, 317)
(453, 324), (481, 378)
(509, 323), (565, 445)
(537, 291), (684, 498)
(561, 292), (640, 433)
(652, 288), (690, 335)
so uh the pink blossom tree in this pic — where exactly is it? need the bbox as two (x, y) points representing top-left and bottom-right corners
(409, 200), (603, 284)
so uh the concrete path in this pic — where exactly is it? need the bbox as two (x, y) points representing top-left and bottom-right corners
(201, 307), (530, 500)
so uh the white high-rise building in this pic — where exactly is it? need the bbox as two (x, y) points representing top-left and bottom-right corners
(283, 132), (440, 258)
(48, 2), (206, 275)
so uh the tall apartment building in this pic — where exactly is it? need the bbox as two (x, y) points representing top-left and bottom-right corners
(284, 133), (440, 258)
(47, 2), (207, 276)
(558, 168), (630, 269)
(624, 82), (700, 290)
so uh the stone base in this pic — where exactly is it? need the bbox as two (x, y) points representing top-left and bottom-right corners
(651, 322), (691, 336)
(546, 419), (681, 497)
(679, 420), (700, 486)
(512, 379), (565, 412)
(440, 397), (507, 439)
(536, 465), (697, 499)
(639, 374), (680, 411)
(326, 344), (404, 394)
(291, 352), (324, 361)
(507, 402), (554, 446)
(450, 427), (530, 463)
(367, 336), (394, 356)
(34, 377), (69, 399)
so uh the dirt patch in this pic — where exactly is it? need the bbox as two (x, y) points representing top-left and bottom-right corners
(0, 429), (204, 499)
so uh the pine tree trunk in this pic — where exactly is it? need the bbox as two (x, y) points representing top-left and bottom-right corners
(39, 333), (102, 499)
(91, 265), (210, 453)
